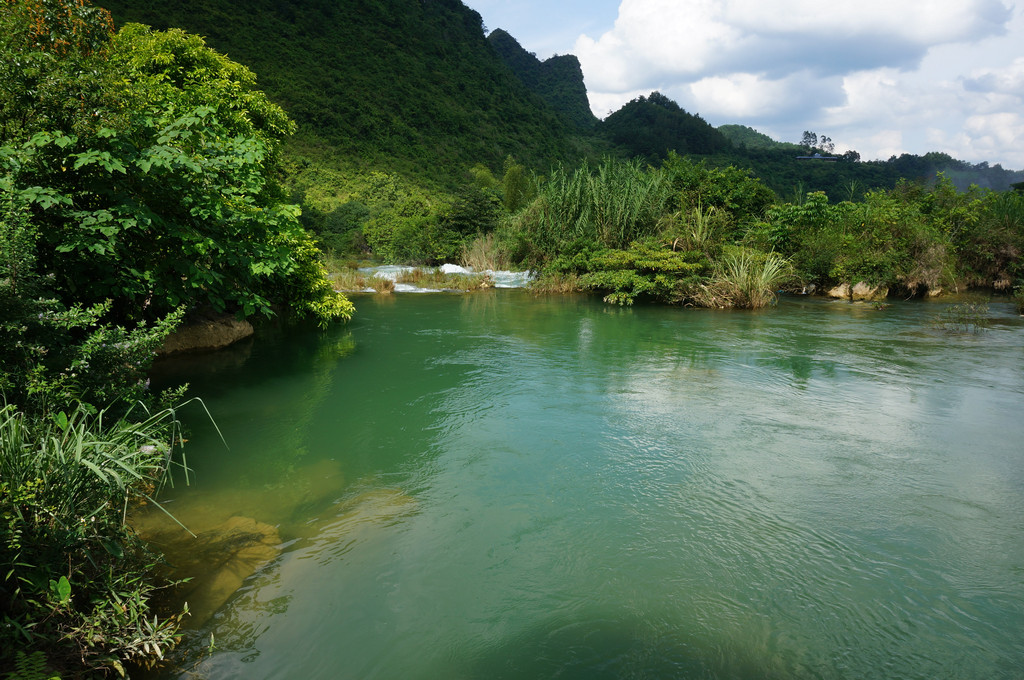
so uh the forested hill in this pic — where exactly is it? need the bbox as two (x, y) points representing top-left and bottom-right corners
(97, 0), (579, 179)
(96, 0), (1023, 199)
(487, 29), (597, 131)
(601, 92), (731, 160)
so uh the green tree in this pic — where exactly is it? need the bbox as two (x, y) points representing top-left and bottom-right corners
(1, 5), (352, 326)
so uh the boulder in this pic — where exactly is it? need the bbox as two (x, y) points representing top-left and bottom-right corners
(826, 283), (851, 299)
(827, 281), (888, 301)
(850, 281), (888, 301)
(159, 315), (253, 355)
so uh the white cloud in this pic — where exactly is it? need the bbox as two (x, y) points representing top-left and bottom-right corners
(576, 0), (1010, 87)
(574, 0), (1024, 167)
(687, 72), (836, 120)
(963, 57), (1024, 97)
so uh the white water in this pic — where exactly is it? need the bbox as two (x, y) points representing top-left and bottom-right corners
(358, 264), (532, 291)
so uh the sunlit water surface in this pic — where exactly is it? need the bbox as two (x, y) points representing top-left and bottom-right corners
(144, 293), (1024, 679)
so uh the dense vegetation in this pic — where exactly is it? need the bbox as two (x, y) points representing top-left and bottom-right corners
(1, 0), (352, 675)
(96, 0), (583, 180)
(482, 156), (1024, 309)
(94, 0), (1024, 269)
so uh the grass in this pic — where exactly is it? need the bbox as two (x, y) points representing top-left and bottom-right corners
(330, 268), (396, 293)
(0, 400), (211, 675)
(461, 232), (509, 271)
(394, 267), (494, 291)
(330, 266), (496, 293)
(693, 248), (792, 309)
(528, 271), (584, 295)
(665, 204), (728, 255)
(932, 301), (992, 333)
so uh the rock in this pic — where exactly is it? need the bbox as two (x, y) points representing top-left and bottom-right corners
(827, 283), (851, 299)
(827, 281), (888, 301)
(850, 281), (888, 301)
(138, 515), (282, 628)
(159, 315), (254, 355)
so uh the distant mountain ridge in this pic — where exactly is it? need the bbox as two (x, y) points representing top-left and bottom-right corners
(718, 124), (802, 152)
(487, 28), (597, 131)
(96, 0), (1023, 196)
(602, 92), (731, 160)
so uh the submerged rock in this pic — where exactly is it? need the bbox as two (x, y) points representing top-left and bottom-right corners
(827, 283), (851, 299)
(138, 514), (281, 628)
(159, 315), (254, 355)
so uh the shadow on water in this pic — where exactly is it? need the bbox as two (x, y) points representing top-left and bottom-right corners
(465, 610), (800, 680)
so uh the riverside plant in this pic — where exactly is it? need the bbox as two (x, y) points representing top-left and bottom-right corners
(666, 204), (729, 256)
(932, 301), (992, 333)
(330, 268), (396, 293)
(461, 232), (509, 272)
(395, 267), (494, 291)
(505, 158), (674, 260)
(695, 248), (793, 309)
(0, 400), (215, 676)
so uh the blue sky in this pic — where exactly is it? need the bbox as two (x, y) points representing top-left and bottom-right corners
(465, 0), (1024, 169)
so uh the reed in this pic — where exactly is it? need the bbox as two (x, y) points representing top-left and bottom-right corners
(528, 271), (584, 295)
(932, 301), (992, 333)
(694, 248), (792, 309)
(330, 268), (370, 292)
(504, 158), (674, 259)
(666, 204), (728, 255)
(394, 267), (493, 291)
(461, 232), (509, 271)
(1, 400), (214, 673)
(369, 275), (396, 294)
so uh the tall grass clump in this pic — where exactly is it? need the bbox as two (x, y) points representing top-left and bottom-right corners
(664, 204), (730, 256)
(501, 158), (673, 263)
(1, 401), (198, 676)
(461, 232), (509, 272)
(694, 248), (792, 309)
(394, 267), (493, 291)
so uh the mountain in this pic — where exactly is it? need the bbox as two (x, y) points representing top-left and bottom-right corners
(93, 0), (1024, 199)
(600, 92), (731, 161)
(97, 0), (578, 182)
(487, 28), (597, 131)
(718, 124), (802, 152)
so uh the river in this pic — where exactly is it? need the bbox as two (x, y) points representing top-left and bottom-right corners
(142, 291), (1024, 679)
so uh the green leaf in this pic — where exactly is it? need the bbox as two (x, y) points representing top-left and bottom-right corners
(50, 576), (71, 605)
(101, 539), (125, 559)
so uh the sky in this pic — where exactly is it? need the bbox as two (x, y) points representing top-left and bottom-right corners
(464, 0), (1024, 169)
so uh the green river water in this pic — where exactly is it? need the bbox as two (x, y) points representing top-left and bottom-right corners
(144, 291), (1024, 679)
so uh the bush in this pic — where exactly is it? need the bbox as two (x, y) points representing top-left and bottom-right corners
(693, 247), (793, 309)
(1, 402), (193, 676)
(576, 238), (707, 305)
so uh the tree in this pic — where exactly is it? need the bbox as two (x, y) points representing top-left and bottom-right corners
(1, 3), (352, 327)
(800, 131), (818, 148)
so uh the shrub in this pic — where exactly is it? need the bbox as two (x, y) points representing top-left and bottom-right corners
(693, 247), (792, 309)
(1, 402), (194, 676)
(576, 238), (707, 305)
